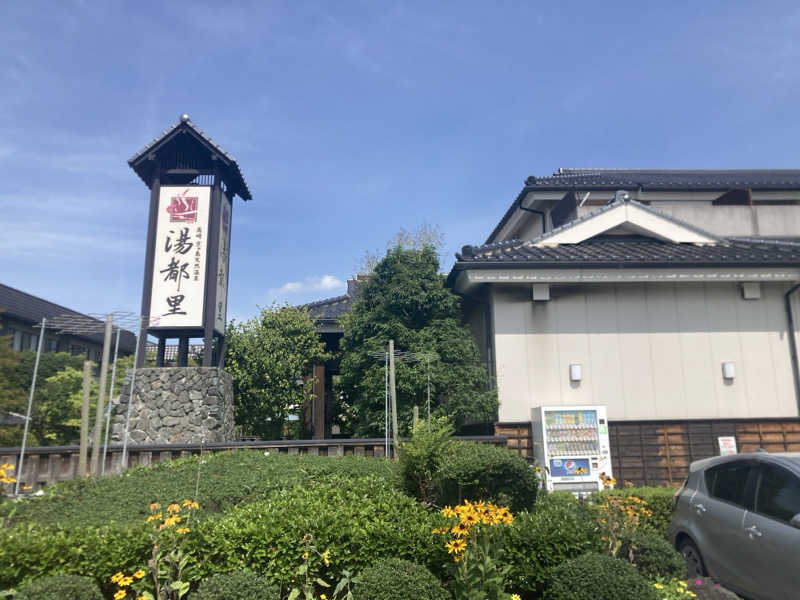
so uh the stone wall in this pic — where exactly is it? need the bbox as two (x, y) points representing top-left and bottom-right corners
(111, 367), (234, 444)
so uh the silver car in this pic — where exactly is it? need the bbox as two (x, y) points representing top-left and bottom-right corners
(668, 452), (800, 600)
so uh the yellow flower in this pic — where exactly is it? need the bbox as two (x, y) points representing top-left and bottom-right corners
(114, 590), (126, 600)
(302, 552), (309, 559)
(149, 502), (161, 512)
(176, 527), (190, 534)
(0, 463), (13, 470)
(441, 506), (456, 518)
(137, 596), (147, 600)
(146, 513), (162, 523)
(166, 503), (181, 514)
(322, 548), (330, 566)
(321, 595), (327, 599)
(133, 569), (146, 579)
(119, 576), (133, 587)
(22, 484), (32, 490)
(445, 539), (466, 555)
(654, 583), (664, 589)
(182, 499), (199, 510)
(686, 592), (696, 598)
(111, 572), (125, 583)
(511, 595), (521, 600)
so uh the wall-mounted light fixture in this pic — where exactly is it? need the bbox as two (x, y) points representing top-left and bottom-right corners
(722, 362), (735, 380)
(569, 363), (582, 382)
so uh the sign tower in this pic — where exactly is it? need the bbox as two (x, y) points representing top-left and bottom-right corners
(128, 114), (251, 367)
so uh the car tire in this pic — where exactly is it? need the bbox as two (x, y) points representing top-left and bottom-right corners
(678, 538), (707, 578)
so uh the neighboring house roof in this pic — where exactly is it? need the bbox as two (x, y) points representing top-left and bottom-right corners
(128, 114), (252, 201)
(454, 235), (800, 269)
(304, 294), (355, 324)
(0, 283), (136, 353)
(489, 168), (800, 243)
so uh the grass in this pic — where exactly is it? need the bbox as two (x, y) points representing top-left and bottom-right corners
(0, 450), (401, 527)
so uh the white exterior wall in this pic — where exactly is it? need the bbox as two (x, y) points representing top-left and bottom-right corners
(491, 282), (800, 422)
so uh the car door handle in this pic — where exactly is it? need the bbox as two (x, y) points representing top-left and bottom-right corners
(746, 525), (762, 538)
(695, 503), (707, 514)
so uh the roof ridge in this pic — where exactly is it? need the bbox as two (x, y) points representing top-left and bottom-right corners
(301, 293), (352, 309)
(0, 282), (94, 320)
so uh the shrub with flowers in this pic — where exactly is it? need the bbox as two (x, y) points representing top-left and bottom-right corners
(0, 463), (17, 494)
(111, 499), (200, 600)
(651, 578), (697, 599)
(435, 500), (516, 600)
(596, 494), (652, 558)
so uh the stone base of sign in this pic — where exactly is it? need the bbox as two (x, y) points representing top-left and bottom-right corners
(111, 367), (235, 444)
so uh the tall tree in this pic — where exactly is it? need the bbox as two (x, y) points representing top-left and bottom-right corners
(337, 245), (497, 436)
(224, 304), (328, 439)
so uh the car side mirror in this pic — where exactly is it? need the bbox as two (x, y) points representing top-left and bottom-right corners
(791, 514), (800, 529)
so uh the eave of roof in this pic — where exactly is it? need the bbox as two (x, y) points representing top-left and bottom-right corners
(128, 115), (252, 201)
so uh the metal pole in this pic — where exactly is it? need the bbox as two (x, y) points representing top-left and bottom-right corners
(101, 327), (121, 475)
(15, 318), (46, 495)
(389, 339), (399, 456)
(384, 351), (389, 458)
(122, 321), (144, 469)
(90, 315), (113, 476)
(426, 355), (431, 427)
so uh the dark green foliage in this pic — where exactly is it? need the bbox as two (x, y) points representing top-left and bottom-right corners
(503, 492), (601, 598)
(398, 417), (455, 506)
(545, 552), (658, 600)
(193, 570), (280, 600)
(353, 558), (450, 600)
(224, 304), (328, 439)
(435, 441), (538, 513)
(13, 573), (103, 600)
(618, 530), (686, 579)
(337, 246), (497, 436)
(193, 477), (446, 587)
(0, 522), (150, 591)
(0, 451), (400, 527)
(590, 486), (676, 538)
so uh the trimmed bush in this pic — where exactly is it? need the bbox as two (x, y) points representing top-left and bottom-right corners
(193, 570), (280, 599)
(354, 558), (450, 600)
(545, 552), (658, 600)
(193, 476), (446, 586)
(618, 530), (686, 579)
(436, 441), (539, 512)
(14, 573), (103, 600)
(399, 417), (454, 506)
(0, 451), (401, 527)
(590, 486), (676, 538)
(503, 492), (601, 597)
(0, 522), (150, 591)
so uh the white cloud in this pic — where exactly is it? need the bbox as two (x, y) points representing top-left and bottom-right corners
(273, 274), (344, 295)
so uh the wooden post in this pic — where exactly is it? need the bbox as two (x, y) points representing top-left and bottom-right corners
(312, 364), (325, 439)
(389, 339), (399, 454)
(90, 315), (113, 476)
(156, 337), (166, 367)
(136, 167), (160, 368)
(413, 405), (419, 428)
(78, 360), (91, 477)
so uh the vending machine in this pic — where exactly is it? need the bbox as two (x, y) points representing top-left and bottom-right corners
(531, 405), (613, 494)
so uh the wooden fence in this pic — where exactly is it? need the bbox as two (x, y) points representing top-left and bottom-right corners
(0, 435), (507, 490)
(497, 418), (800, 487)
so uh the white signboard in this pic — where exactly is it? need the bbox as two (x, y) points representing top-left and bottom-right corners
(214, 193), (231, 334)
(718, 436), (738, 456)
(150, 186), (210, 327)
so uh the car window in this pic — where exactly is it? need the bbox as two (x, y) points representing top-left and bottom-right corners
(755, 464), (800, 523)
(705, 461), (751, 506)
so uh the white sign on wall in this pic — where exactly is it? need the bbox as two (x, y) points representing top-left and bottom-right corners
(718, 436), (738, 456)
(150, 186), (211, 327)
(214, 193), (231, 334)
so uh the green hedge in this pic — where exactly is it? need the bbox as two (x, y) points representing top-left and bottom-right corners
(193, 570), (280, 600)
(0, 451), (401, 527)
(0, 521), (150, 591)
(192, 476), (446, 586)
(589, 486), (676, 538)
(353, 558), (450, 600)
(503, 492), (601, 598)
(545, 552), (658, 600)
(618, 530), (686, 580)
(13, 573), (103, 600)
(435, 441), (539, 513)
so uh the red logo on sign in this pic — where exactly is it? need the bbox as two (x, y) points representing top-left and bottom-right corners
(166, 190), (198, 223)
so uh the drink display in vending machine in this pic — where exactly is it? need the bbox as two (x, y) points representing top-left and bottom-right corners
(531, 405), (613, 494)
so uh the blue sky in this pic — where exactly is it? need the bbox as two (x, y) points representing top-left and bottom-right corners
(2, 1), (800, 325)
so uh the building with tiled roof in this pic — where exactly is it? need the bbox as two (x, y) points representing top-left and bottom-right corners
(450, 169), (800, 484)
